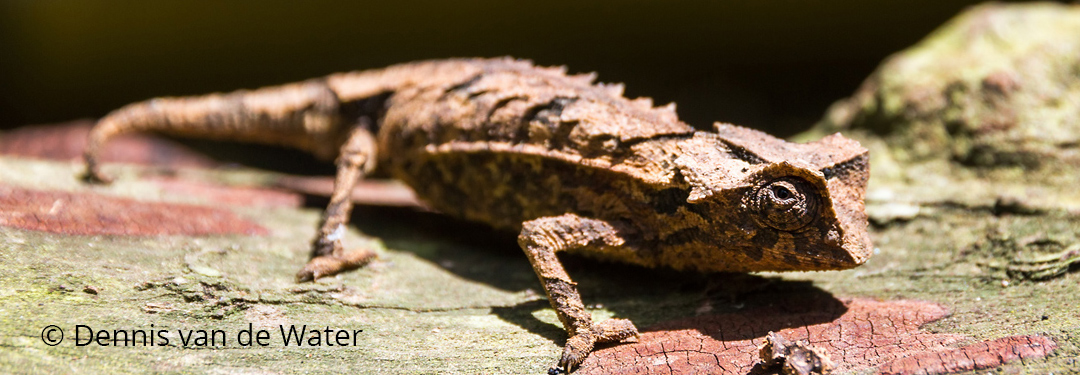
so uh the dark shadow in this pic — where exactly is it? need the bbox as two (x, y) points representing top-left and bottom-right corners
(491, 272), (847, 347)
(490, 300), (566, 344)
(643, 279), (848, 342)
(747, 362), (773, 375)
(343, 203), (541, 292)
(180, 140), (337, 176)
(300, 196), (848, 350)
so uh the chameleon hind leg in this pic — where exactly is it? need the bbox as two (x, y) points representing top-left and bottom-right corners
(517, 214), (640, 374)
(296, 125), (379, 282)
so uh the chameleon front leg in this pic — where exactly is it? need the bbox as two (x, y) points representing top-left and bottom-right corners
(517, 214), (640, 374)
(295, 126), (379, 282)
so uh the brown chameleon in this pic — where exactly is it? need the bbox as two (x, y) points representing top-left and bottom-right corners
(82, 57), (872, 373)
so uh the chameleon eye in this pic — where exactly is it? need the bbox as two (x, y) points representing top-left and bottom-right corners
(753, 177), (819, 231)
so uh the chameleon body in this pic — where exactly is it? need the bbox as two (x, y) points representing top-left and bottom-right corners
(83, 58), (872, 373)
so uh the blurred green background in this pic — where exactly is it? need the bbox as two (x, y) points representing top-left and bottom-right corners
(0, 0), (1050, 136)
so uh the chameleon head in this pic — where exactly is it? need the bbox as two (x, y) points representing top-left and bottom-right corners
(739, 160), (871, 271)
(673, 126), (871, 272)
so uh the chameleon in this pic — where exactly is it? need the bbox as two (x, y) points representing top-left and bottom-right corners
(81, 57), (872, 373)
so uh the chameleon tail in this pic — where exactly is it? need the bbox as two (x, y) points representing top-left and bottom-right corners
(83, 80), (347, 183)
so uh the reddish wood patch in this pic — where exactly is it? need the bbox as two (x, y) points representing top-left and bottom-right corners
(579, 298), (1056, 375)
(879, 335), (1056, 375)
(0, 121), (215, 167)
(0, 184), (267, 236)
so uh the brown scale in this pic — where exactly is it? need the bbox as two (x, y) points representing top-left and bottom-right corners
(81, 57), (871, 374)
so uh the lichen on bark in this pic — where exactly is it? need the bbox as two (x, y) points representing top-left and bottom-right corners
(803, 2), (1080, 211)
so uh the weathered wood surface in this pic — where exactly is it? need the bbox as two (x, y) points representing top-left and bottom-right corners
(2, 4), (1078, 374)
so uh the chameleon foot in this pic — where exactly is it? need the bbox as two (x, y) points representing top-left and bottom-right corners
(81, 161), (114, 184)
(295, 248), (376, 282)
(551, 318), (638, 374)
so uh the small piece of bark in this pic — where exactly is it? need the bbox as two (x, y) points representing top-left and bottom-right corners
(759, 331), (834, 375)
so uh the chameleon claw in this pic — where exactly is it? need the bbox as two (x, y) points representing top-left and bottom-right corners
(295, 248), (377, 282)
(294, 267), (320, 283)
(548, 319), (638, 373)
(556, 332), (594, 373)
(295, 256), (339, 282)
(81, 165), (114, 185)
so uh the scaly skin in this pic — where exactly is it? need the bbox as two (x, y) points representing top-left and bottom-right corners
(82, 57), (872, 373)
